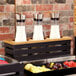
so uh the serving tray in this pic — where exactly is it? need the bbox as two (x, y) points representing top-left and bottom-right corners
(24, 59), (76, 76)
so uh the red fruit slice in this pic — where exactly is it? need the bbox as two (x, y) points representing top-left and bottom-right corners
(68, 61), (75, 67)
(64, 61), (76, 68)
(69, 61), (75, 64)
(73, 63), (76, 67)
(63, 61), (69, 66)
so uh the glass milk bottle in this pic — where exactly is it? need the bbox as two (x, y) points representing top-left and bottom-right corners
(15, 14), (27, 42)
(33, 13), (44, 40)
(50, 12), (60, 39)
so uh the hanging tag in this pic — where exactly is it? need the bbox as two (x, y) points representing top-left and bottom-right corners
(15, 26), (27, 42)
(16, 14), (20, 20)
(16, 14), (21, 22)
(21, 14), (25, 20)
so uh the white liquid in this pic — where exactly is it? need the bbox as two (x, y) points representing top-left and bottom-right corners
(15, 26), (27, 42)
(50, 24), (60, 39)
(33, 25), (44, 40)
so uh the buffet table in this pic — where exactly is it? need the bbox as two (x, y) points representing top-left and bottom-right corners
(3, 36), (76, 76)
